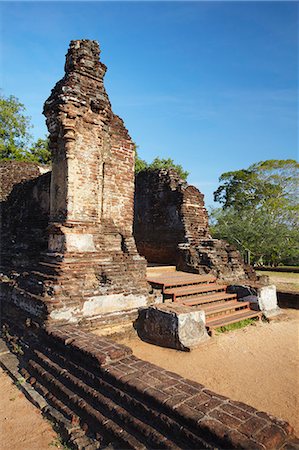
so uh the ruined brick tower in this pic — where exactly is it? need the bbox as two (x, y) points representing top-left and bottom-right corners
(0, 40), (149, 327)
(41, 40), (148, 324)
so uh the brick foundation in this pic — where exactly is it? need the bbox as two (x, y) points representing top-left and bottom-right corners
(1, 311), (297, 449)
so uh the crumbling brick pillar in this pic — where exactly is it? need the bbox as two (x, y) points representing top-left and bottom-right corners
(38, 40), (148, 323)
(44, 40), (136, 254)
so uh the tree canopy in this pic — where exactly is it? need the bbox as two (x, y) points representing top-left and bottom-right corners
(135, 150), (189, 180)
(0, 94), (50, 164)
(0, 94), (33, 160)
(211, 159), (299, 266)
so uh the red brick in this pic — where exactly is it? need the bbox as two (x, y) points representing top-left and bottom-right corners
(195, 397), (223, 414)
(238, 416), (268, 437)
(255, 425), (288, 449)
(227, 430), (264, 450)
(210, 408), (242, 429)
(220, 402), (252, 422)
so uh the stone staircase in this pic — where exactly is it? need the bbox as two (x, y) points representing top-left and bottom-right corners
(147, 269), (262, 335)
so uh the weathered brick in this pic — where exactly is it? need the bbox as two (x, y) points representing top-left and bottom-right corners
(220, 402), (252, 422)
(227, 430), (264, 450)
(173, 404), (204, 428)
(255, 425), (288, 449)
(210, 408), (242, 429)
(194, 397), (223, 414)
(185, 391), (211, 408)
(164, 393), (188, 409)
(238, 416), (268, 437)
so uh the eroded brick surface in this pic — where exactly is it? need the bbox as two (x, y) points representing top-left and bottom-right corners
(134, 168), (255, 282)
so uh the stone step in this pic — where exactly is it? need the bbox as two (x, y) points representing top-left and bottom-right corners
(178, 292), (238, 306)
(206, 309), (263, 334)
(201, 300), (250, 318)
(147, 265), (177, 274)
(165, 283), (227, 300)
(147, 272), (216, 291)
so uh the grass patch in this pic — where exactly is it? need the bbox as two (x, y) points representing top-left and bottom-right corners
(216, 318), (257, 334)
(256, 270), (299, 293)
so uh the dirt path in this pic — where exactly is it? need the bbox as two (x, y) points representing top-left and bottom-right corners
(121, 309), (299, 435)
(0, 367), (60, 450)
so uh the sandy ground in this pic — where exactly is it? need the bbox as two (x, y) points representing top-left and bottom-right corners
(121, 309), (299, 435)
(0, 367), (60, 450)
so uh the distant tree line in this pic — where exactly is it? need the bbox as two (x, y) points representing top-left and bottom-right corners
(210, 159), (299, 267)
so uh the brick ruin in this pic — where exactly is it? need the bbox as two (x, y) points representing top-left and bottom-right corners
(0, 41), (254, 331)
(1, 40), (149, 327)
(0, 40), (297, 449)
(134, 169), (254, 282)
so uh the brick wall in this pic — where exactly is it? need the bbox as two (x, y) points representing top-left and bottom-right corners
(134, 169), (210, 264)
(134, 168), (254, 281)
(0, 161), (49, 201)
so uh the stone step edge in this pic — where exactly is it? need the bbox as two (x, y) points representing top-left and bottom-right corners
(202, 301), (251, 317)
(0, 338), (100, 450)
(178, 292), (237, 306)
(206, 310), (263, 328)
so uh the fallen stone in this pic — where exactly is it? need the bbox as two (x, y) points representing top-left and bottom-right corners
(135, 304), (209, 351)
(230, 284), (281, 318)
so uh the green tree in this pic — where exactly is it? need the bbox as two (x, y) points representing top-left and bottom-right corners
(134, 146), (148, 173)
(214, 159), (298, 211)
(148, 157), (189, 180)
(0, 94), (33, 160)
(211, 160), (299, 266)
(135, 148), (189, 181)
(0, 94), (51, 164)
(30, 137), (51, 164)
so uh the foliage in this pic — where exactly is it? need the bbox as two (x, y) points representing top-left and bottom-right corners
(30, 137), (51, 164)
(0, 93), (51, 164)
(135, 148), (148, 173)
(135, 148), (189, 180)
(214, 159), (299, 211)
(0, 94), (33, 160)
(211, 160), (299, 266)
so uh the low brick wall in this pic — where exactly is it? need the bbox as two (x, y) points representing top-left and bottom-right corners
(277, 291), (299, 309)
(2, 307), (297, 450)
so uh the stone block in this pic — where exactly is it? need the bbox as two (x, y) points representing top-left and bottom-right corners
(135, 304), (209, 351)
(229, 284), (281, 318)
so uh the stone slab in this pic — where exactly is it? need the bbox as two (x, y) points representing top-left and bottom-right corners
(135, 303), (209, 351)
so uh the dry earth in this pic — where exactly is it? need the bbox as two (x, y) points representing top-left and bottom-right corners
(0, 367), (61, 450)
(121, 309), (299, 436)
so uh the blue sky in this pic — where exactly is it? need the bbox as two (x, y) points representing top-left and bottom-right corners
(0, 1), (298, 206)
